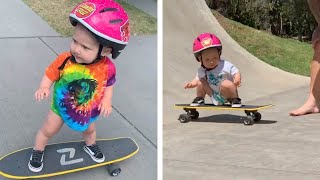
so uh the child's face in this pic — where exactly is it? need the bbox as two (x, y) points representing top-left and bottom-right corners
(199, 48), (220, 69)
(70, 24), (100, 64)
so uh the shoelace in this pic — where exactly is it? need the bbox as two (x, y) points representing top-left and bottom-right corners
(89, 144), (102, 156)
(32, 150), (43, 162)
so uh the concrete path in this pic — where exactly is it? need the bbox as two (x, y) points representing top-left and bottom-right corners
(0, 0), (157, 179)
(163, 0), (320, 179)
(126, 0), (157, 17)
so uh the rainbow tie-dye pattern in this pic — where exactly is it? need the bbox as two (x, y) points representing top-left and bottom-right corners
(51, 59), (109, 132)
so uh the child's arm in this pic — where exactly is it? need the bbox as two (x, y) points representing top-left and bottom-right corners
(199, 78), (213, 97)
(35, 52), (70, 101)
(35, 75), (54, 101)
(99, 86), (113, 117)
(184, 77), (199, 89)
(233, 72), (241, 87)
(228, 60), (241, 87)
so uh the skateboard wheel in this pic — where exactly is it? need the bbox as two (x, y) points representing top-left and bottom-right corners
(178, 114), (190, 123)
(244, 115), (254, 125)
(188, 110), (199, 119)
(107, 164), (121, 176)
(253, 112), (261, 121)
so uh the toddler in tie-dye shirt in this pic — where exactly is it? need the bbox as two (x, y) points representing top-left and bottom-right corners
(28, 0), (130, 173)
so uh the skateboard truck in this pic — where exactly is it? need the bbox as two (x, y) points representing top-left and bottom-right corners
(244, 110), (261, 125)
(107, 163), (121, 176)
(178, 108), (199, 123)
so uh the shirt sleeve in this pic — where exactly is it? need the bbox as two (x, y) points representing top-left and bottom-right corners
(106, 59), (116, 87)
(226, 61), (239, 76)
(45, 52), (70, 82)
(196, 66), (206, 79)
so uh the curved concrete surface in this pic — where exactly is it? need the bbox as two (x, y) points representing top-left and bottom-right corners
(164, 1), (308, 121)
(163, 0), (320, 179)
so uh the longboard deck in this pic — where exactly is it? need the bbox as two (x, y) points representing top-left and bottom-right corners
(0, 137), (138, 179)
(175, 104), (273, 111)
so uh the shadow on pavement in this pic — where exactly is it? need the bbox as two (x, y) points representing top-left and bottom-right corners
(188, 114), (277, 124)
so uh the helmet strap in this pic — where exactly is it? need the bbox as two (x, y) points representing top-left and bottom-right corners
(69, 44), (104, 65)
(201, 63), (214, 71)
(89, 44), (104, 64)
(96, 44), (103, 60)
(199, 55), (214, 71)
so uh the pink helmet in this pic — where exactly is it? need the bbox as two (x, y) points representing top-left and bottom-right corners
(69, 0), (130, 59)
(193, 33), (222, 61)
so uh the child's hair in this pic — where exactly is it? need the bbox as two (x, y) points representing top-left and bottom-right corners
(69, 0), (130, 59)
(193, 33), (222, 62)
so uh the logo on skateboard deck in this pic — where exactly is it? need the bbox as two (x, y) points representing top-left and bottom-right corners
(57, 148), (84, 165)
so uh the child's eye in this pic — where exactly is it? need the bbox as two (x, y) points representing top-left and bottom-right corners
(72, 39), (78, 44)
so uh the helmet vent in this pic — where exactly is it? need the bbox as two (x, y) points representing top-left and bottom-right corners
(109, 19), (123, 24)
(100, 8), (118, 13)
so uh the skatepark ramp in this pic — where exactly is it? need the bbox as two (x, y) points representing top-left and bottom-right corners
(163, 0), (309, 123)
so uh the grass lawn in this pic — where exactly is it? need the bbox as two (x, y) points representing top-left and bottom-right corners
(213, 11), (313, 76)
(22, 0), (157, 36)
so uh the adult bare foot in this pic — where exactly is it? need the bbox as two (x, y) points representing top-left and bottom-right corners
(289, 101), (320, 116)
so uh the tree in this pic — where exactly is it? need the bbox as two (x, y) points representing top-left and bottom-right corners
(205, 0), (317, 41)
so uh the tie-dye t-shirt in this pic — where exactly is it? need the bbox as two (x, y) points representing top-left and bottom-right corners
(45, 52), (116, 132)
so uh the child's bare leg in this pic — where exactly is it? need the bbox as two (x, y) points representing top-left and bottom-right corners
(220, 80), (238, 99)
(34, 110), (64, 151)
(83, 122), (105, 162)
(83, 122), (96, 145)
(196, 81), (206, 97)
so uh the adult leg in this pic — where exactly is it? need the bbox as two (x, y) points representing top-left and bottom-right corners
(290, 40), (320, 116)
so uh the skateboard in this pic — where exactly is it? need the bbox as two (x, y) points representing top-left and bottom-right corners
(0, 137), (139, 179)
(175, 104), (273, 125)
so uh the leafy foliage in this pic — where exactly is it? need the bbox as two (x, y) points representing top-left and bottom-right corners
(206, 0), (317, 41)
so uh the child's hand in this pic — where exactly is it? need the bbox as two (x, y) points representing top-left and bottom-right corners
(234, 79), (241, 87)
(184, 82), (194, 89)
(184, 78), (199, 89)
(98, 99), (112, 117)
(35, 87), (50, 101)
(233, 72), (241, 87)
